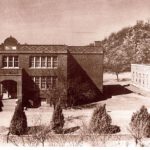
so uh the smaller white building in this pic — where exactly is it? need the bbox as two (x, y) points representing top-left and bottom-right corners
(131, 64), (150, 91)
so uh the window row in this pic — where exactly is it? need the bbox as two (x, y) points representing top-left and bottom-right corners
(2, 56), (58, 69)
(32, 76), (57, 89)
(30, 56), (58, 68)
(132, 72), (149, 87)
(3, 56), (19, 68)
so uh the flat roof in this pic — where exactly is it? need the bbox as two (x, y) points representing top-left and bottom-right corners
(131, 64), (150, 66)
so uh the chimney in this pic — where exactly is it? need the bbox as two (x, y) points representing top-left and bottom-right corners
(89, 43), (94, 46)
(94, 41), (101, 46)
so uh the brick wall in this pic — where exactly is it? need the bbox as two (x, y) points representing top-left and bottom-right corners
(67, 52), (103, 106)
(0, 38), (103, 107)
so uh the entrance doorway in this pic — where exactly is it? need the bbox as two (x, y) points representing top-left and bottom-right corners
(1, 80), (17, 99)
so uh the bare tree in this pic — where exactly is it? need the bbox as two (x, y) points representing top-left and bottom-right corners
(106, 47), (129, 81)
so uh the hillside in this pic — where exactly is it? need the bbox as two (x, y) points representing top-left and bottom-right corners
(101, 20), (150, 79)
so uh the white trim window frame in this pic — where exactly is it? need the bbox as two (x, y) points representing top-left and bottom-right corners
(41, 76), (47, 89)
(34, 76), (40, 89)
(3, 56), (19, 68)
(47, 57), (52, 68)
(47, 76), (52, 88)
(30, 56), (35, 68)
(3, 56), (7, 68)
(35, 56), (41, 68)
(52, 56), (58, 69)
(32, 76), (57, 90)
(30, 56), (58, 69)
(41, 56), (47, 68)
(14, 56), (19, 67)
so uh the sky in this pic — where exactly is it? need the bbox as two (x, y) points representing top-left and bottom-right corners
(0, 0), (150, 45)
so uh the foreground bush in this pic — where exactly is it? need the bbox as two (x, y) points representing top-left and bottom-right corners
(9, 101), (27, 135)
(51, 103), (65, 133)
(130, 105), (150, 139)
(105, 125), (120, 134)
(89, 104), (120, 134)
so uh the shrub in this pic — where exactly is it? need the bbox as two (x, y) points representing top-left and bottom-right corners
(89, 104), (120, 134)
(68, 82), (97, 106)
(9, 101), (27, 135)
(27, 125), (51, 146)
(46, 87), (67, 109)
(51, 103), (65, 133)
(130, 105), (150, 138)
(105, 125), (120, 134)
(89, 104), (112, 134)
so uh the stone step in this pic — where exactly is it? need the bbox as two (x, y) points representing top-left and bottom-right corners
(1, 99), (17, 111)
(2, 100), (16, 106)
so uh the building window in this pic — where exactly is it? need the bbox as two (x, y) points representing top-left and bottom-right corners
(41, 77), (47, 89)
(5, 46), (17, 50)
(3, 57), (7, 68)
(8, 56), (13, 67)
(35, 57), (40, 68)
(132, 72), (134, 81)
(14, 56), (19, 67)
(30, 57), (34, 68)
(47, 77), (52, 88)
(2, 56), (19, 68)
(53, 56), (58, 68)
(35, 76), (40, 88)
(41, 57), (47, 67)
(139, 73), (141, 84)
(47, 57), (52, 68)
(53, 76), (57, 88)
(32, 76), (57, 89)
(30, 56), (58, 69)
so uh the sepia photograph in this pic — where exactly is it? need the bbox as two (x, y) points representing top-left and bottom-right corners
(0, 0), (150, 147)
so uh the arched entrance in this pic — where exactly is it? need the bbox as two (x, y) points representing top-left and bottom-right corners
(1, 80), (17, 99)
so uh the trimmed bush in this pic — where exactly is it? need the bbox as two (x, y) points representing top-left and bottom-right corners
(89, 104), (120, 134)
(51, 103), (65, 133)
(9, 101), (27, 135)
(89, 104), (112, 134)
(130, 105), (150, 138)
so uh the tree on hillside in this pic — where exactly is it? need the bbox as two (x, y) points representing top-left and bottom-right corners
(106, 46), (129, 81)
(102, 20), (150, 77)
